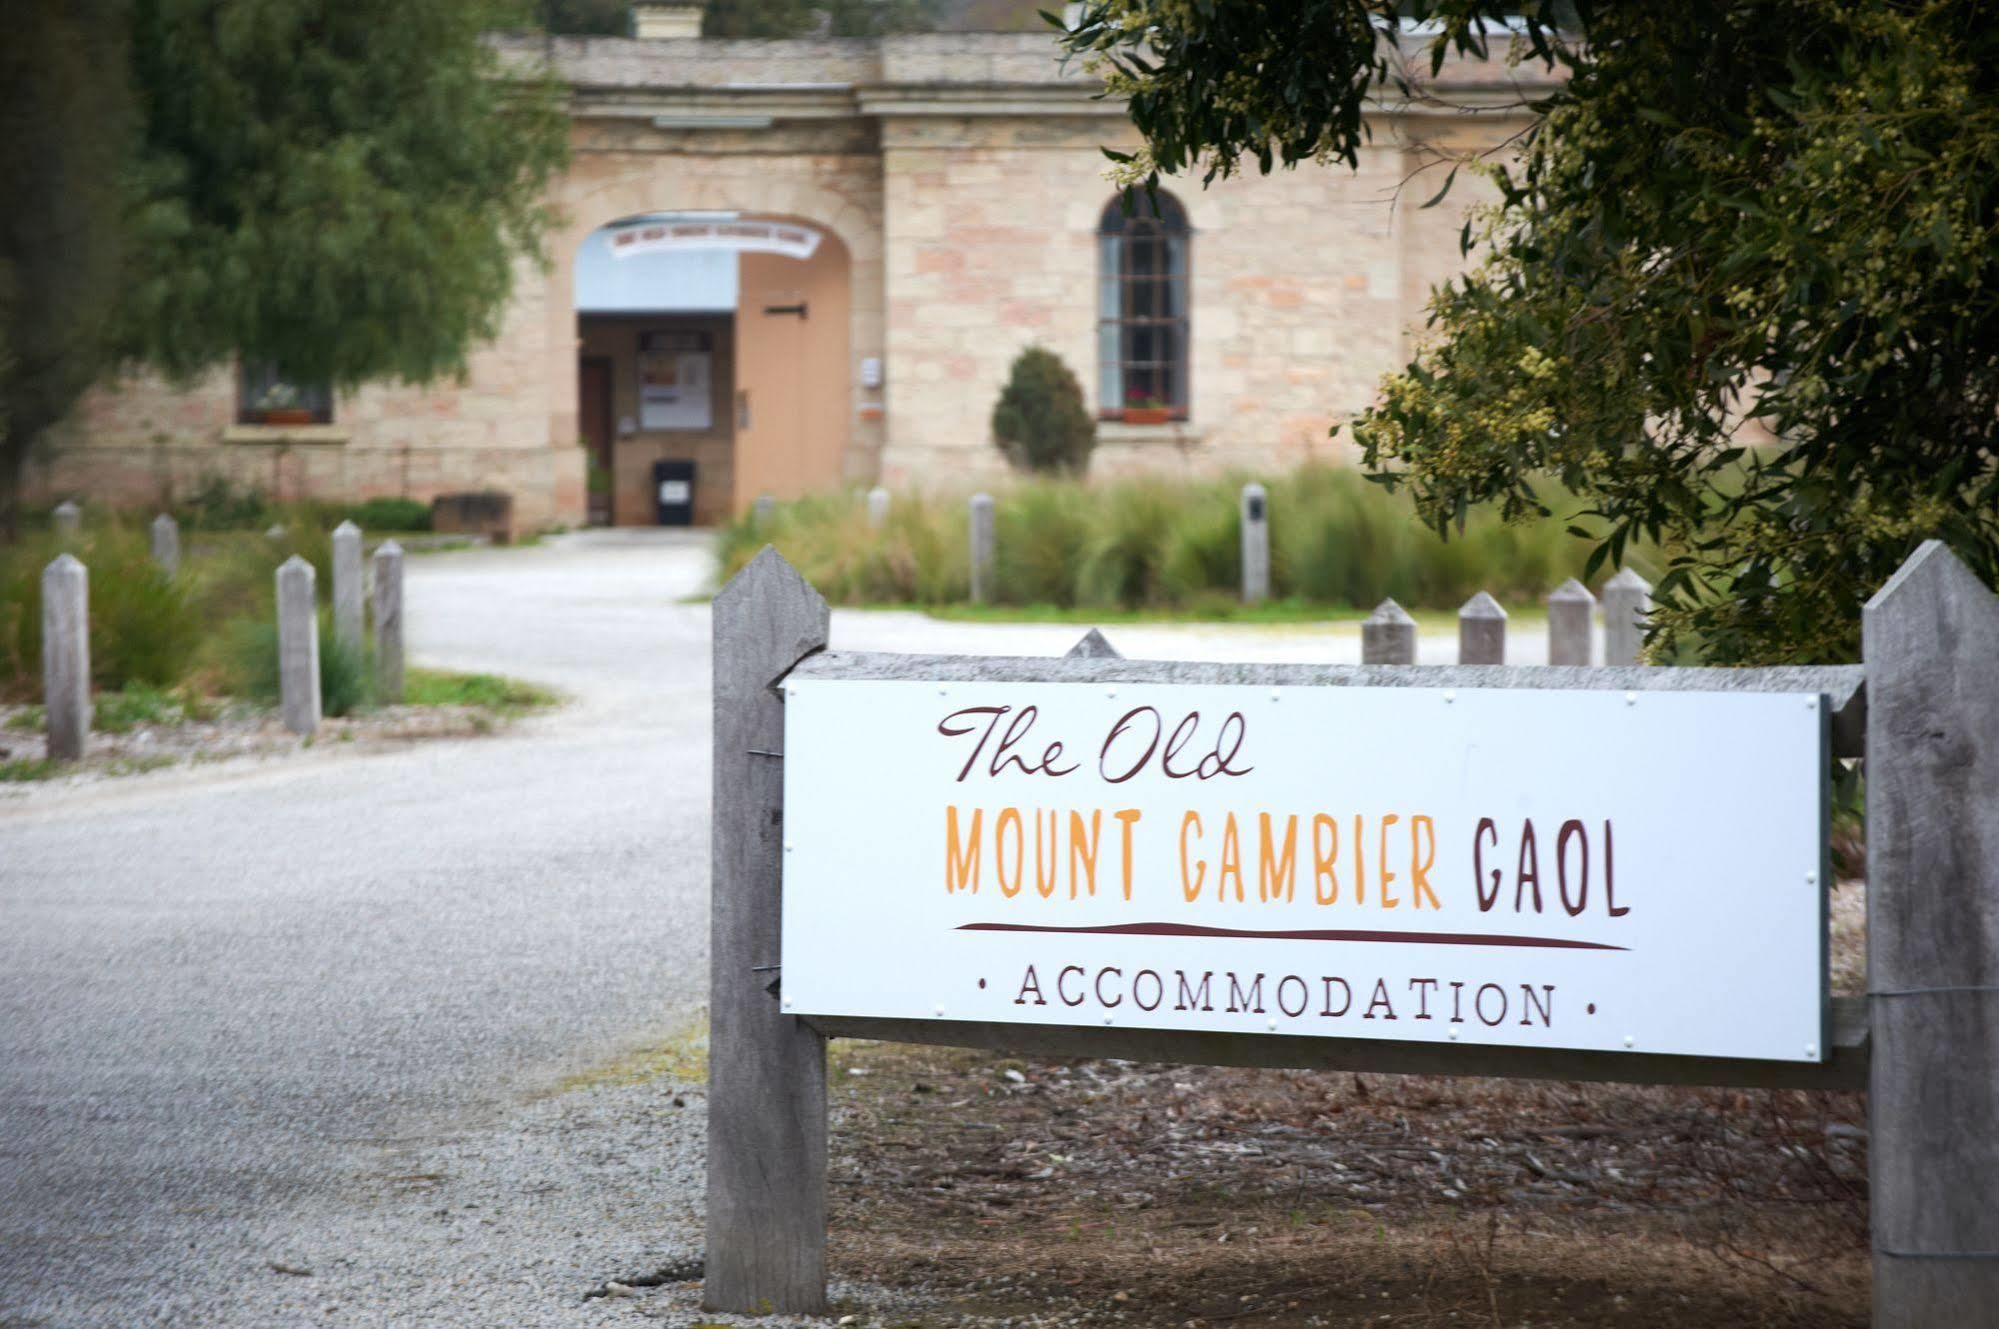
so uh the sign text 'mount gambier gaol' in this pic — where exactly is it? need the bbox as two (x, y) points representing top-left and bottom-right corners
(780, 680), (1830, 1064)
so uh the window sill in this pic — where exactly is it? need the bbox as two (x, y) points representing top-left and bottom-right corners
(1096, 421), (1205, 447)
(223, 424), (349, 445)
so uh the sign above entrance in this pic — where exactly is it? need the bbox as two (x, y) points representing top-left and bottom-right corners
(608, 219), (822, 261)
(780, 679), (1831, 1065)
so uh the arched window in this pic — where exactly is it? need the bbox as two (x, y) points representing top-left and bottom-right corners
(1098, 192), (1190, 421)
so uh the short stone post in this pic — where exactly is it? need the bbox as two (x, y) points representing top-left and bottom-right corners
(331, 520), (364, 655)
(265, 523), (288, 542)
(51, 500), (80, 545)
(866, 486), (890, 528)
(1361, 598), (1417, 665)
(968, 492), (995, 604)
(707, 549), (830, 1314)
(1239, 483), (1269, 605)
(1547, 578), (1595, 666)
(1864, 541), (1999, 1328)
(40, 555), (90, 761)
(1600, 567), (1652, 667)
(276, 556), (321, 736)
(372, 540), (405, 704)
(752, 495), (775, 528)
(150, 513), (180, 574)
(1458, 591), (1507, 665)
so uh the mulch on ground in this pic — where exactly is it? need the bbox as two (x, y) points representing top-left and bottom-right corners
(826, 1042), (1869, 1328)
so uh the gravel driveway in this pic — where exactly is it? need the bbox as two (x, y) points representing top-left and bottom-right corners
(0, 530), (1570, 1327)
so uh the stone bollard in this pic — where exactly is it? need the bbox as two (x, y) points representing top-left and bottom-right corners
(1547, 578), (1596, 666)
(41, 555), (90, 761)
(150, 513), (180, 575)
(968, 492), (995, 604)
(1239, 483), (1269, 605)
(1600, 567), (1653, 667)
(372, 540), (405, 704)
(866, 486), (890, 528)
(265, 523), (288, 542)
(51, 500), (80, 545)
(331, 520), (364, 655)
(1458, 591), (1508, 665)
(1361, 598), (1417, 665)
(752, 495), (775, 528)
(276, 556), (321, 736)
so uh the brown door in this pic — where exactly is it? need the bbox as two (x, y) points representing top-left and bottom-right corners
(732, 245), (850, 511)
(578, 356), (614, 525)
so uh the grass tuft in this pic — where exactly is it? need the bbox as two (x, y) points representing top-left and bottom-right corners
(719, 465), (1629, 613)
(404, 668), (558, 715)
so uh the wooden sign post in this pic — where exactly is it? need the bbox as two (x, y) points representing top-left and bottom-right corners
(706, 541), (1999, 1327)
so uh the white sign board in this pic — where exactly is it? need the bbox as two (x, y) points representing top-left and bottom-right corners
(608, 219), (822, 261)
(638, 350), (711, 431)
(781, 680), (1829, 1063)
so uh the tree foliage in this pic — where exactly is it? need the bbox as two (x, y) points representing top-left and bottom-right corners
(537, 0), (632, 34)
(126, 0), (568, 390)
(992, 346), (1096, 475)
(0, 1), (134, 525)
(1061, 1), (1999, 663)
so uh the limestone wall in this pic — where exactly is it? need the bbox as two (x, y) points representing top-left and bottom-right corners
(875, 112), (1522, 486)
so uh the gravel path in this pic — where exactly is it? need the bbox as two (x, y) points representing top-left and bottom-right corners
(0, 530), (1567, 1327)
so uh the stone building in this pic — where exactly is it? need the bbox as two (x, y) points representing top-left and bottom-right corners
(39, 6), (1555, 532)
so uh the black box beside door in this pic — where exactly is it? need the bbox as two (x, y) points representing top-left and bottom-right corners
(653, 460), (696, 526)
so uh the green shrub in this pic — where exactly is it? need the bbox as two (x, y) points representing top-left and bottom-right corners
(347, 497), (432, 532)
(217, 611), (370, 718)
(0, 524), (203, 698)
(991, 346), (1095, 475)
(1076, 480), (1183, 607)
(318, 616), (372, 717)
(994, 481), (1092, 606)
(178, 476), (272, 531)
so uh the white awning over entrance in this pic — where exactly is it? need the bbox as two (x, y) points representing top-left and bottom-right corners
(575, 214), (827, 314)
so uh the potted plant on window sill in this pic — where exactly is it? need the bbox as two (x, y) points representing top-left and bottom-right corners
(252, 381), (315, 427)
(1119, 391), (1174, 426)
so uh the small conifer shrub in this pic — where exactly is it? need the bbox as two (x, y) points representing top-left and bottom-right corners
(991, 346), (1095, 475)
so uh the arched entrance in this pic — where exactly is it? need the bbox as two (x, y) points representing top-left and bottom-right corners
(571, 212), (853, 526)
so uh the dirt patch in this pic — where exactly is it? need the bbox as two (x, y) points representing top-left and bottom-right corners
(825, 1042), (1869, 1328)
(0, 699), (525, 786)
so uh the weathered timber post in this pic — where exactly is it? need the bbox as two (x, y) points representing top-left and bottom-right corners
(968, 492), (995, 605)
(707, 547), (830, 1314)
(41, 555), (90, 761)
(331, 520), (364, 655)
(1864, 541), (1999, 1328)
(150, 513), (180, 574)
(866, 485), (890, 528)
(51, 500), (80, 545)
(1601, 567), (1652, 667)
(1066, 628), (1121, 659)
(372, 540), (405, 704)
(1458, 591), (1507, 665)
(752, 494), (775, 528)
(276, 556), (321, 736)
(1547, 578), (1595, 666)
(1361, 598), (1416, 665)
(1240, 483), (1269, 605)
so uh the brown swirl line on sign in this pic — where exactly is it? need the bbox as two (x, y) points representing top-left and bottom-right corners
(955, 922), (1627, 951)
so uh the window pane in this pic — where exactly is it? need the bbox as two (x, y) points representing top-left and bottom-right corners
(239, 360), (333, 424)
(1098, 236), (1121, 319)
(1098, 323), (1122, 411)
